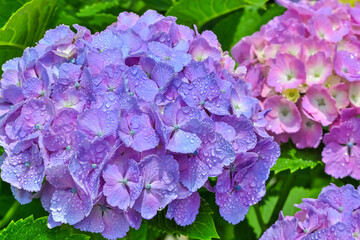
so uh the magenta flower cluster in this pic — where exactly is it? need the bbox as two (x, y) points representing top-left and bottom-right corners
(260, 184), (360, 240)
(0, 10), (280, 239)
(232, 0), (360, 180)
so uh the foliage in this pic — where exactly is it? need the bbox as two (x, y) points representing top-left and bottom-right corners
(147, 198), (219, 240)
(0, 216), (90, 240)
(271, 142), (323, 174)
(166, 0), (267, 27)
(0, 0), (57, 72)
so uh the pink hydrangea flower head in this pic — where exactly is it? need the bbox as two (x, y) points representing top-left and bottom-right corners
(278, 38), (303, 59)
(329, 83), (349, 109)
(305, 52), (333, 86)
(302, 85), (338, 126)
(263, 95), (302, 134)
(291, 109), (323, 149)
(301, 37), (334, 61)
(267, 53), (306, 92)
(233, 0), (360, 181)
(309, 14), (350, 43)
(276, 0), (317, 16)
(349, 82), (360, 107)
(334, 50), (360, 82)
(231, 33), (265, 65)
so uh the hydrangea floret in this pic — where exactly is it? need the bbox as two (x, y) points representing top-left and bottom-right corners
(0, 10), (280, 239)
(260, 184), (360, 240)
(232, 0), (360, 180)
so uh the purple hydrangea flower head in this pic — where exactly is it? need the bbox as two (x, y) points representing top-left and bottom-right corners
(259, 214), (298, 240)
(45, 164), (92, 225)
(1, 143), (44, 192)
(261, 184), (360, 240)
(0, 9), (280, 239)
(134, 154), (179, 219)
(77, 109), (118, 139)
(11, 186), (33, 205)
(70, 139), (111, 200)
(215, 152), (273, 224)
(102, 159), (143, 210)
(8, 98), (54, 142)
(166, 192), (200, 226)
(230, 81), (259, 119)
(118, 112), (159, 152)
(74, 197), (133, 240)
(322, 118), (360, 179)
(156, 99), (202, 154)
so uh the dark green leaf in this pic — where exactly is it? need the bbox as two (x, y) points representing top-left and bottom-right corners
(231, 4), (285, 47)
(271, 142), (323, 174)
(147, 198), (219, 240)
(211, 10), (243, 51)
(246, 196), (278, 238)
(0, 0), (31, 28)
(233, 218), (257, 240)
(125, 224), (148, 240)
(243, 0), (268, 8)
(0, 0), (57, 71)
(210, 3), (285, 51)
(0, 216), (90, 240)
(143, 0), (174, 11)
(166, 0), (268, 28)
(198, 190), (235, 240)
(77, 0), (119, 17)
(87, 13), (118, 32)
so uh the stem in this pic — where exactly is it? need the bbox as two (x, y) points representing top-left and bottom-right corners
(0, 201), (20, 229)
(267, 173), (295, 228)
(254, 204), (266, 233)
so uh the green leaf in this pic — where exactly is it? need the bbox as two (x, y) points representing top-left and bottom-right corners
(210, 3), (285, 51)
(0, 216), (90, 240)
(211, 10), (243, 51)
(166, 0), (268, 28)
(87, 13), (118, 31)
(0, 0), (31, 28)
(231, 4), (285, 47)
(147, 198), (219, 240)
(0, 0), (57, 71)
(77, 0), (119, 17)
(233, 218), (257, 240)
(246, 196), (278, 238)
(243, 0), (268, 8)
(271, 142), (323, 174)
(198, 190), (235, 240)
(143, 0), (174, 11)
(125, 224), (148, 240)
(282, 186), (322, 216)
